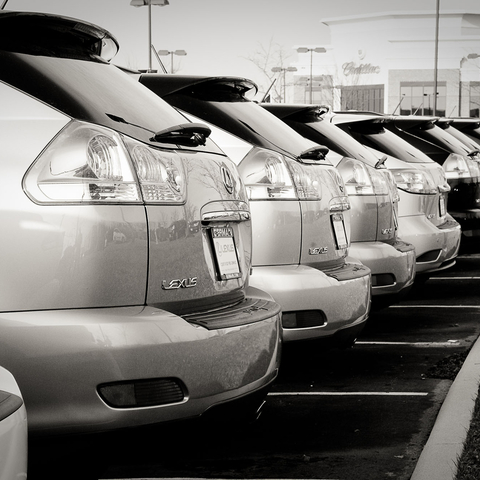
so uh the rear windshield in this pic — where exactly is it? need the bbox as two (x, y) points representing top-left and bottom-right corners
(442, 125), (480, 153)
(201, 100), (318, 157)
(307, 119), (381, 167)
(411, 125), (472, 156)
(349, 125), (434, 164)
(0, 50), (222, 152)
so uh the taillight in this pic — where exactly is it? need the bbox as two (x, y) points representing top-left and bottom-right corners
(24, 121), (186, 204)
(377, 169), (400, 202)
(443, 153), (471, 180)
(465, 158), (480, 178)
(391, 169), (437, 194)
(237, 148), (296, 199)
(124, 139), (185, 203)
(329, 196), (351, 212)
(336, 157), (375, 195)
(285, 158), (323, 200)
(435, 166), (451, 193)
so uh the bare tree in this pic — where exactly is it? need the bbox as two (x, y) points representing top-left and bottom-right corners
(246, 38), (295, 102)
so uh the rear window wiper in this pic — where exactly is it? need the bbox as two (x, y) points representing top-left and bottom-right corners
(375, 154), (388, 168)
(467, 149), (480, 157)
(151, 123), (211, 147)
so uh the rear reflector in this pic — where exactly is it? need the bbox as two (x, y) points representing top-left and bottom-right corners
(282, 310), (327, 329)
(98, 378), (186, 408)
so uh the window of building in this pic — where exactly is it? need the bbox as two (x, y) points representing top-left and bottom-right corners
(470, 82), (480, 117)
(298, 76), (333, 105)
(340, 85), (384, 113)
(399, 82), (446, 116)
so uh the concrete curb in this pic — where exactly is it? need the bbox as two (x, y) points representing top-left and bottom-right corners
(410, 334), (480, 480)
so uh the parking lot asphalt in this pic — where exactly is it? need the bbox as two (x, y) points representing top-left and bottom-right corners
(410, 253), (480, 480)
(27, 254), (480, 480)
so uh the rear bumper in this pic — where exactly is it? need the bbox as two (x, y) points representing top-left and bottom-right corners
(449, 207), (480, 239)
(348, 240), (416, 298)
(398, 213), (461, 275)
(0, 368), (27, 479)
(248, 263), (371, 343)
(0, 300), (281, 436)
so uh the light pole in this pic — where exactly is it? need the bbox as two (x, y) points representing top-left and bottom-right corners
(297, 47), (326, 103)
(271, 66), (297, 103)
(433, 0), (439, 115)
(158, 49), (187, 73)
(459, 53), (479, 116)
(130, 0), (170, 72)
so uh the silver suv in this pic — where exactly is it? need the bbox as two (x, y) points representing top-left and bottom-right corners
(0, 11), (281, 436)
(138, 75), (372, 346)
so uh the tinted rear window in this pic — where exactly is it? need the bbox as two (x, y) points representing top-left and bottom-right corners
(0, 50), (222, 152)
(209, 101), (318, 157)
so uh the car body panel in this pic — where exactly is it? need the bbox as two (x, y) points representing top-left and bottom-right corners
(138, 74), (372, 343)
(381, 116), (480, 237)
(0, 304), (280, 435)
(333, 114), (462, 275)
(249, 264), (370, 342)
(262, 104), (415, 298)
(0, 11), (281, 435)
(0, 366), (28, 480)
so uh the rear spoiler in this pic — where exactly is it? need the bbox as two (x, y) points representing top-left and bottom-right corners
(332, 112), (440, 131)
(0, 10), (119, 62)
(261, 104), (330, 121)
(139, 74), (258, 99)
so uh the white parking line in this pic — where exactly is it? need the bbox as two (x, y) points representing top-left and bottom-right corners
(357, 340), (460, 346)
(268, 391), (428, 397)
(429, 276), (480, 280)
(390, 305), (480, 308)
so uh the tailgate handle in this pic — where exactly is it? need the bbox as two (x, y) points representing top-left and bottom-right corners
(202, 210), (250, 222)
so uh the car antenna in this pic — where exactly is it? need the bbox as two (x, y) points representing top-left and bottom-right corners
(261, 78), (276, 103)
(151, 44), (168, 74)
(0, 0), (9, 9)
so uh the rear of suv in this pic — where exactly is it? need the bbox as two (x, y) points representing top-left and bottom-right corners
(378, 115), (480, 243)
(262, 104), (416, 305)
(334, 113), (461, 277)
(138, 74), (372, 346)
(0, 11), (281, 437)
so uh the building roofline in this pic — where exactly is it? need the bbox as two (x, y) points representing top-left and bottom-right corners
(322, 10), (480, 24)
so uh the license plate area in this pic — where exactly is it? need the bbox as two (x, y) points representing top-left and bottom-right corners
(210, 226), (241, 280)
(331, 213), (348, 250)
(439, 194), (446, 217)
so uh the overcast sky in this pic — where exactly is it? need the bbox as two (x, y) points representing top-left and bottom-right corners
(6, 0), (480, 95)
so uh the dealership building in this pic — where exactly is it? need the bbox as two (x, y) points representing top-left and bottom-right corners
(291, 10), (480, 117)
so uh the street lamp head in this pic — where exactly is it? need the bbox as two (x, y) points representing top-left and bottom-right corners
(271, 67), (282, 72)
(158, 49), (187, 56)
(286, 66), (298, 72)
(297, 47), (326, 54)
(467, 53), (480, 59)
(130, 0), (169, 6)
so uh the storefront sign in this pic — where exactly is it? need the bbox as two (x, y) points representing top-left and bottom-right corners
(343, 62), (380, 76)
